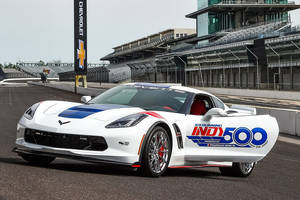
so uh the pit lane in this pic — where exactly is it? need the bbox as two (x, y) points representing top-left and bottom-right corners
(0, 85), (299, 200)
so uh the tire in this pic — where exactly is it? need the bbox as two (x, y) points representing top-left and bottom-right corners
(20, 153), (55, 165)
(219, 162), (256, 177)
(139, 126), (171, 177)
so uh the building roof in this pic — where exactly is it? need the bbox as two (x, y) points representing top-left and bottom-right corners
(113, 29), (195, 50)
(186, 3), (300, 19)
(101, 31), (196, 61)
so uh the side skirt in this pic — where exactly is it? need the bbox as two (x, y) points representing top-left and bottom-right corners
(169, 161), (232, 169)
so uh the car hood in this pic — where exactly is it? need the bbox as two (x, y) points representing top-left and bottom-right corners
(38, 101), (145, 123)
(22, 101), (177, 135)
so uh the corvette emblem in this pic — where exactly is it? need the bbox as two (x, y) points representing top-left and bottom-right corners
(58, 120), (71, 125)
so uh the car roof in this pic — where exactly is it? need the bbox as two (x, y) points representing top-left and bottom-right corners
(124, 82), (212, 96)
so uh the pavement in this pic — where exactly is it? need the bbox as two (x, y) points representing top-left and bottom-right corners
(0, 85), (300, 200)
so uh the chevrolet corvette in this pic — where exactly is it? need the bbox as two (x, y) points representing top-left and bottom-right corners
(13, 83), (279, 177)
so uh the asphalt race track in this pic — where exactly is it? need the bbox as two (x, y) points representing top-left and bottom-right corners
(0, 85), (300, 200)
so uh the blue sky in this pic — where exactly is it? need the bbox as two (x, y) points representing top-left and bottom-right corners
(0, 0), (299, 64)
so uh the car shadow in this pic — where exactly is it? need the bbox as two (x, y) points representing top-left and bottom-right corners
(0, 156), (243, 181)
(0, 156), (136, 177)
(164, 168), (245, 182)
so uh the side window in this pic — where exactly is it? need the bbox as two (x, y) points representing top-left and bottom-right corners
(213, 97), (225, 110)
(190, 95), (214, 116)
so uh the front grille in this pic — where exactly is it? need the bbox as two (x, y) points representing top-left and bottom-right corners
(24, 129), (108, 151)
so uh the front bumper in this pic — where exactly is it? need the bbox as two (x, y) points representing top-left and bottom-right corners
(15, 123), (144, 166)
(12, 147), (135, 167)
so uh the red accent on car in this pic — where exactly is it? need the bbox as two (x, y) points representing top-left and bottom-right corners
(192, 126), (224, 137)
(132, 164), (141, 168)
(141, 111), (164, 119)
(138, 135), (145, 155)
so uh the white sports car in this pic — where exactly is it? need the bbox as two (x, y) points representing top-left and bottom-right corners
(14, 83), (279, 177)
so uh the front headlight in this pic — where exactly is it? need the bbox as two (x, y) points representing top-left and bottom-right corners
(24, 103), (40, 120)
(105, 113), (148, 128)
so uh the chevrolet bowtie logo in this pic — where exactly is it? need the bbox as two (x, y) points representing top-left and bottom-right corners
(77, 40), (86, 69)
(58, 120), (71, 126)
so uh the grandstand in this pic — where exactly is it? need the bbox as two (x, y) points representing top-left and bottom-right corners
(186, 0), (300, 42)
(155, 24), (300, 90)
(177, 0), (300, 90)
(102, 29), (196, 63)
(1, 68), (33, 79)
(213, 20), (289, 45)
(16, 62), (109, 78)
(59, 67), (110, 83)
(100, 0), (300, 90)
(101, 29), (196, 83)
(59, 64), (131, 83)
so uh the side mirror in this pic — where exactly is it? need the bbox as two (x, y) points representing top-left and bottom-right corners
(81, 96), (92, 104)
(203, 108), (227, 121)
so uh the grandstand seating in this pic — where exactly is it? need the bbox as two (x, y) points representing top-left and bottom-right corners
(16, 63), (108, 78)
(58, 62), (135, 83)
(1, 68), (33, 79)
(17, 63), (72, 78)
(214, 21), (288, 45)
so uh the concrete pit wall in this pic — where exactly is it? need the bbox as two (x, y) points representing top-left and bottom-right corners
(257, 107), (300, 136)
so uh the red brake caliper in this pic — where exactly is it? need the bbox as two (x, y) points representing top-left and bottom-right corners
(159, 145), (164, 162)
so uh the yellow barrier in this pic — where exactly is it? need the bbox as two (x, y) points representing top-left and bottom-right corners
(75, 75), (87, 88)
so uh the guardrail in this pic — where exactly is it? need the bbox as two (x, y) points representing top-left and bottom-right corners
(219, 0), (295, 5)
(0, 78), (59, 85)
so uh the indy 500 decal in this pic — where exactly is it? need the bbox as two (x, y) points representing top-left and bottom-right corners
(187, 124), (268, 148)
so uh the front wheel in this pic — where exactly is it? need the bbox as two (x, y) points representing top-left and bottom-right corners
(20, 153), (55, 166)
(139, 126), (171, 177)
(219, 162), (256, 177)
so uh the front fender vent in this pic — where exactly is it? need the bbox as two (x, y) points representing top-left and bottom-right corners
(172, 123), (183, 149)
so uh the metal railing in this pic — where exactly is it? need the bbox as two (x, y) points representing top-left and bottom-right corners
(219, 0), (295, 5)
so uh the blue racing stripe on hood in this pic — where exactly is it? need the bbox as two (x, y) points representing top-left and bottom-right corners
(58, 104), (131, 119)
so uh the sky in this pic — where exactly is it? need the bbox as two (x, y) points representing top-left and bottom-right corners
(0, 0), (196, 64)
(0, 0), (300, 64)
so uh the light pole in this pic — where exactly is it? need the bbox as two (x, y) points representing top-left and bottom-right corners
(215, 51), (225, 88)
(229, 50), (241, 88)
(245, 46), (259, 89)
(176, 56), (187, 86)
(267, 43), (280, 90)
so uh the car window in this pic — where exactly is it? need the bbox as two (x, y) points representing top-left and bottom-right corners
(213, 96), (225, 110)
(189, 94), (214, 115)
(89, 85), (192, 113)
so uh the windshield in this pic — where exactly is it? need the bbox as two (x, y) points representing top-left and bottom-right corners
(89, 85), (192, 113)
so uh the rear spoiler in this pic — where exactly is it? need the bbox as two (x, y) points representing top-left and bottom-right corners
(230, 104), (256, 115)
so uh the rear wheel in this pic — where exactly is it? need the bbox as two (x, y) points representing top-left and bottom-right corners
(219, 162), (256, 177)
(140, 126), (171, 177)
(20, 153), (55, 165)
